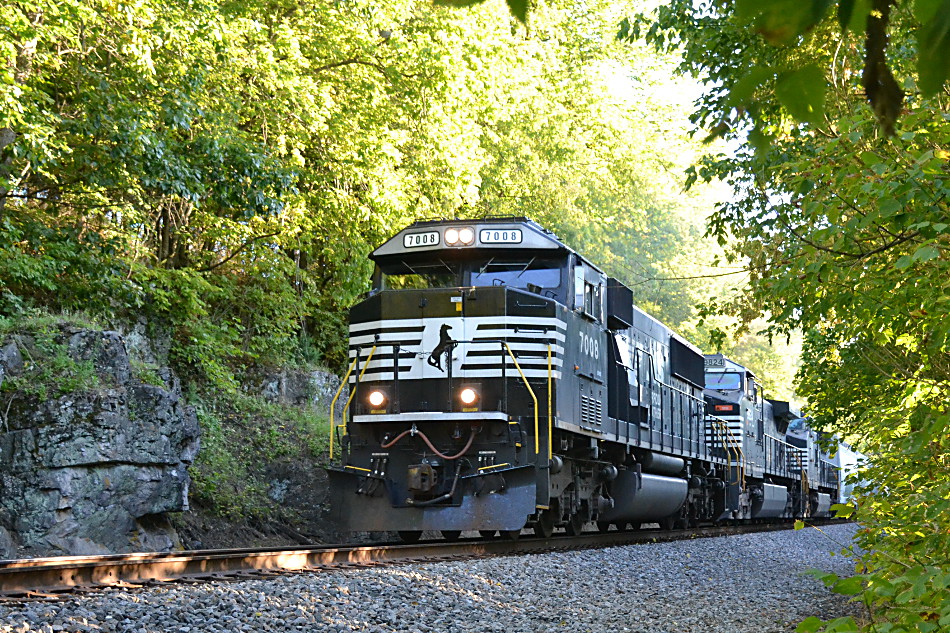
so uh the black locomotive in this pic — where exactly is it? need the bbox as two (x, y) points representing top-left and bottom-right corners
(326, 218), (844, 541)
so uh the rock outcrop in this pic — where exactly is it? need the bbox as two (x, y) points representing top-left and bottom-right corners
(0, 327), (199, 558)
(253, 368), (347, 420)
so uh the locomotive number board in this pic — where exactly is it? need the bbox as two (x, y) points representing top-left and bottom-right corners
(480, 229), (523, 244)
(404, 231), (440, 248)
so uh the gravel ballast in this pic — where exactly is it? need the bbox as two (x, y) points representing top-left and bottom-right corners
(1, 523), (861, 633)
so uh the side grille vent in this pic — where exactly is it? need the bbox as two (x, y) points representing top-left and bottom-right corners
(581, 395), (603, 426)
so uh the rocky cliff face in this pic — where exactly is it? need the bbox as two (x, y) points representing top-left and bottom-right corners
(0, 327), (199, 558)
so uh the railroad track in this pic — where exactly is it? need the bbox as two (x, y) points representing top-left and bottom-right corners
(0, 522), (804, 602)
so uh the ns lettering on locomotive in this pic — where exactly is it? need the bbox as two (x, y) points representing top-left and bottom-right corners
(326, 218), (849, 541)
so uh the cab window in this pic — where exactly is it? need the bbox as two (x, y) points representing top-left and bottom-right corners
(379, 262), (460, 290)
(584, 280), (602, 320)
(573, 263), (603, 321)
(469, 259), (561, 291)
(705, 372), (742, 391)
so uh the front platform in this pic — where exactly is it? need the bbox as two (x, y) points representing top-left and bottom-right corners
(326, 465), (538, 532)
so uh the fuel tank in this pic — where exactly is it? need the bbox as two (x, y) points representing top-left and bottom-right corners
(752, 483), (789, 518)
(598, 470), (687, 524)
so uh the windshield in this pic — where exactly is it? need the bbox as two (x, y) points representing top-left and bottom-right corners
(469, 259), (561, 290)
(705, 372), (742, 390)
(381, 262), (460, 290)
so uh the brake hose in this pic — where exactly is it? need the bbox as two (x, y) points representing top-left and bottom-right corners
(381, 427), (476, 460)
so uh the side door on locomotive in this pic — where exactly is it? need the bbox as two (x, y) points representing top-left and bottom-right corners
(564, 257), (609, 439)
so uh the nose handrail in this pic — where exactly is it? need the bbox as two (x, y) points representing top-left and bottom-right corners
(502, 341), (540, 456)
(329, 345), (377, 460)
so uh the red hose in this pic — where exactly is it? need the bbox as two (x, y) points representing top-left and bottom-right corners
(381, 427), (476, 460)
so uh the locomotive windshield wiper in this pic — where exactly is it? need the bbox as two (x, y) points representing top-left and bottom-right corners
(515, 257), (536, 279)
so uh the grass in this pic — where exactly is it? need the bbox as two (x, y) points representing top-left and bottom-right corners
(187, 385), (331, 521)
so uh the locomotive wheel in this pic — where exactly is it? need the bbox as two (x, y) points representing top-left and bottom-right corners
(565, 513), (584, 536)
(533, 511), (555, 538)
(501, 529), (521, 541)
(479, 530), (497, 539)
(441, 530), (462, 541)
(398, 530), (422, 543)
(659, 515), (675, 531)
(596, 521), (611, 533)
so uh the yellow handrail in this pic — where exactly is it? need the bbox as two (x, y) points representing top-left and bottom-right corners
(329, 345), (377, 460)
(343, 345), (377, 412)
(793, 450), (809, 514)
(547, 343), (553, 462)
(709, 415), (745, 490)
(709, 416), (735, 482)
(730, 421), (746, 489)
(329, 356), (359, 460)
(734, 432), (746, 489)
(343, 345), (377, 438)
(503, 342), (539, 455)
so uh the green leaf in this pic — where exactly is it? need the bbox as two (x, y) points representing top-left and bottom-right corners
(433, 0), (490, 8)
(729, 66), (775, 105)
(831, 503), (855, 518)
(747, 127), (774, 154)
(915, 0), (944, 22)
(776, 65), (826, 124)
(912, 245), (940, 262)
(838, 0), (871, 32)
(794, 519), (805, 530)
(506, 0), (529, 23)
(824, 616), (859, 631)
(879, 198), (902, 215)
(797, 616), (824, 633)
(850, 0), (872, 32)
(617, 17), (632, 40)
(833, 576), (865, 595)
(837, 0), (855, 29)
(736, 0), (834, 44)
(917, 0), (950, 95)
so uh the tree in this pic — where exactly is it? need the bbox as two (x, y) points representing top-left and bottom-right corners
(1, 0), (723, 377)
(631, 0), (950, 630)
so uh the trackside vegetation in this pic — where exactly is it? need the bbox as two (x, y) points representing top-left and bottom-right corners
(624, 0), (950, 631)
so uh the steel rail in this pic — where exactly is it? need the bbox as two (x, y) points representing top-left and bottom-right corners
(0, 522), (823, 601)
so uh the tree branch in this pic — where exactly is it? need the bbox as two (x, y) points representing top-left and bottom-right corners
(778, 215), (919, 260)
(196, 232), (282, 273)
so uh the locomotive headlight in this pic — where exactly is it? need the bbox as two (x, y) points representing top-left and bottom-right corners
(445, 228), (460, 245)
(458, 227), (475, 245)
(368, 390), (387, 408)
(459, 387), (478, 405)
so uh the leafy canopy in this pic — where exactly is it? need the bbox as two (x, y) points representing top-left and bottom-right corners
(631, 0), (950, 631)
